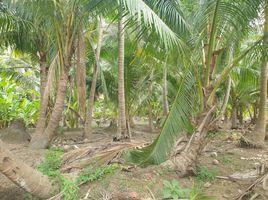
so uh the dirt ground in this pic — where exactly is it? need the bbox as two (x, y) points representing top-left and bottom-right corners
(0, 123), (268, 200)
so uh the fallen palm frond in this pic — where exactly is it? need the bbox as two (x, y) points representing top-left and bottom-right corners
(61, 142), (145, 172)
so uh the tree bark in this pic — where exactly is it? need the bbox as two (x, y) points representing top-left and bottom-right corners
(148, 70), (154, 132)
(39, 51), (47, 105)
(34, 52), (50, 136)
(239, 105), (243, 125)
(116, 7), (128, 139)
(0, 140), (53, 199)
(231, 104), (237, 129)
(165, 106), (216, 175)
(84, 16), (104, 139)
(76, 29), (87, 121)
(248, 2), (268, 145)
(162, 60), (169, 117)
(30, 71), (69, 149)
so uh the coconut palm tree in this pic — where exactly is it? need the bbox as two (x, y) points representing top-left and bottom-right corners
(248, 0), (268, 145)
(125, 0), (263, 174)
(0, 140), (54, 199)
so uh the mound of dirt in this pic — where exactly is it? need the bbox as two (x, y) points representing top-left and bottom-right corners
(0, 119), (31, 144)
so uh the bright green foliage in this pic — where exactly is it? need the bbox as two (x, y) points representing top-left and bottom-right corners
(163, 179), (191, 199)
(60, 177), (79, 200)
(37, 149), (63, 179)
(38, 149), (79, 199)
(124, 72), (195, 166)
(76, 163), (120, 185)
(38, 150), (120, 200)
(0, 76), (39, 127)
(189, 186), (216, 200)
(196, 166), (218, 182)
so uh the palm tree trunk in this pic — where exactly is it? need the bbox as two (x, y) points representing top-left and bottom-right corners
(231, 105), (237, 129)
(148, 70), (154, 132)
(116, 8), (128, 139)
(34, 52), (50, 137)
(76, 29), (87, 121)
(39, 51), (47, 105)
(249, 2), (268, 145)
(85, 16), (104, 139)
(162, 61), (169, 117)
(30, 71), (69, 149)
(166, 106), (216, 175)
(239, 106), (243, 125)
(0, 140), (54, 199)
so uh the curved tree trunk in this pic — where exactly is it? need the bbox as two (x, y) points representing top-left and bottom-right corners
(85, 16), (104, 139)
(76, 29), (87, 121)
(30, 71), (69, 149)
(0, 140), (53, 199)
(165, 106), (216, 175)
(248, 2), (268, 145)
(116, 7), (128, 139)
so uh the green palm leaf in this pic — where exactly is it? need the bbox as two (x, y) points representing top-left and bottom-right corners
(124, 71), (196, 166)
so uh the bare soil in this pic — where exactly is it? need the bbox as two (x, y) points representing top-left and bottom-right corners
(0, 124), (268, 200)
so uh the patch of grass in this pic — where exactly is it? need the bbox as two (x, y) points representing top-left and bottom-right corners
(38, 149), (78, 200)
(196, 166), (218, 182)
(162, 180), (215, 200)
(163, 179), (191, 199)
(219, 155), (233, 164)
(38, 150), (120, 200)
(38, 149), (63, 179)
(76, 163), (120, 185)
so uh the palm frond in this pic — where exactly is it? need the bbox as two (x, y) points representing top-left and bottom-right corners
(124, 71), (196, 166)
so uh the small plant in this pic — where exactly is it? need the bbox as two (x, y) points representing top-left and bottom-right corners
(38, 149), (63, 179)
(76, 163), (120, 185)
(220, 155), (233, 164)
(189, 185), (216, 200)
(38, 149), (79, 200)
(162, 179), (191, 199)
(196, 166), (218, 182)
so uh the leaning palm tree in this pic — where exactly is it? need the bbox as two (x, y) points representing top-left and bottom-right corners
(0, 140), (54, 199)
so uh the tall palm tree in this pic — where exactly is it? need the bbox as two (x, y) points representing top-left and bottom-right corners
(249, 0), (268, 145)
(116, 5), (128, 139)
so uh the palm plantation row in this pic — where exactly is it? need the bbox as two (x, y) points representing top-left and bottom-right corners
(0, 0), (267, 199)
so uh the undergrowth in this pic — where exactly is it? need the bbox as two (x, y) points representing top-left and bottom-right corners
(196, 166), (218, 182)
(38, 149), (120, 200)
(162, 179), (215, 200)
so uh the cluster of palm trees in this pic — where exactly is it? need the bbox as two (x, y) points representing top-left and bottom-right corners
(0, 0), (267, 198)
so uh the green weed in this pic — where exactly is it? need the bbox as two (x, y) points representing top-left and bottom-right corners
(76, 163), (120, 185)
(38, 150), (120, 200)
(163, 179), (191, 199)
(196, 166), (218, 182)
